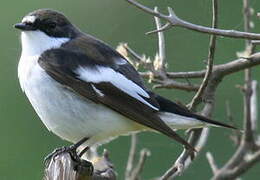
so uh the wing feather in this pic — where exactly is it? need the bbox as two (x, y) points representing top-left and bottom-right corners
(38, 36), (195, 151)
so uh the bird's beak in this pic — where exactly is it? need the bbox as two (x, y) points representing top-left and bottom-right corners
(14, 22), (37, 31)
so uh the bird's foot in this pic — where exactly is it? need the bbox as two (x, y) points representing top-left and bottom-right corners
(44, 137), (89, 166)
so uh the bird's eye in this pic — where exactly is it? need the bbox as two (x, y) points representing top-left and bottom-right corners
(48, 22), (57, 29)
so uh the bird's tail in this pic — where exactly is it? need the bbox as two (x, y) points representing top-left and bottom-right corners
(159, 111), (237, 130)
(155, 94), (237, 130)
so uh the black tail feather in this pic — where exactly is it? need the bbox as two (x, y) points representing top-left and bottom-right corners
(154, 94), (238, 130)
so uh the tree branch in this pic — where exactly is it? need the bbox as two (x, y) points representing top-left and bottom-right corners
(125, 0), (260, 40)
(43, 149), (116, 180)
(139, 53), (260, 88)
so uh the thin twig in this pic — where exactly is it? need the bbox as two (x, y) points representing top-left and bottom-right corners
(188, 0), (218, 110)
(129, 149), (151, 180)
(251, 80), (258, 131)
(154, 7), (166, 73)
(125, 0), (260, 40)
(212, 150), (260, 180)
(146, 23), (171, 35)
(206, 152), (218, 174)
(121, 44), (201, 91)
(242, 0), (254, 144)
(125, 134), (138, 179)
(152, 79), (200, 91)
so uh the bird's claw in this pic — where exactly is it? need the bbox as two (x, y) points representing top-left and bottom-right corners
(44, 137), (89, 166)
(44, 146), (74, 166)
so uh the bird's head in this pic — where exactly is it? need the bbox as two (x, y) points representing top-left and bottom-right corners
(14, 9), (79, 55)
(15, 9), (78, 38)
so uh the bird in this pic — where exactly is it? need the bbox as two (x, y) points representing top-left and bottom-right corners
(15, 9), (236, 157)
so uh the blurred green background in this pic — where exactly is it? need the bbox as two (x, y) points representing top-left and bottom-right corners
(1, 0), (260, 179)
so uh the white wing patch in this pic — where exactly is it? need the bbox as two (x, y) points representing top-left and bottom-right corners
(91, 84), (104, 97)
(76, 66), (159, 110)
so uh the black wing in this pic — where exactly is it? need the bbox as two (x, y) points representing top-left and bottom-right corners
(38, 35), (195, 151)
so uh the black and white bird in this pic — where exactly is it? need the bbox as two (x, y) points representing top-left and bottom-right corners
(15, 9), (235, 153)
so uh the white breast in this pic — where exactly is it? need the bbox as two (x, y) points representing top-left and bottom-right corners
(19, 56), (145, 145)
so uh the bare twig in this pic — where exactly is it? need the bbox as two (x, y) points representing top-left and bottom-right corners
(125, 134), (150, 180)
(120, 43), (201, 91)
(251, 80), (258, 131)
(242, 0), (254, 144)
(125, 0), (260, 40)
(154, 7), (167, 74)
(165, 71), (205, 79)
(206, 152), (218, 174)
(126, 0), (260, 40)
(125, 134), (138, 179)
(129, 149), (151, 180)
(188, 0), (218, 110)
(152, 79), (200, 91)
(146, 23), (171, 35)
(211, 150), (260, 180)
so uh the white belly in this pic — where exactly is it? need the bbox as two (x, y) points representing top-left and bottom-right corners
(18, 55), (145, 146)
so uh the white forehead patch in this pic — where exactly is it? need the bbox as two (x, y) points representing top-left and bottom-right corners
(22, 15), (36, 24)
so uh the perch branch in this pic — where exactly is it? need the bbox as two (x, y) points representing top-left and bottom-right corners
(43, 149), (116, 180)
